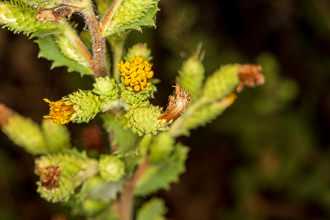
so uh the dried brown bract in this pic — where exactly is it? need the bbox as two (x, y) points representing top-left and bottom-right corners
(159, 84), (191, 123)
(36, 4), (82, 23)
(236, 64), (265, 92)
(36, 165), (62, 190)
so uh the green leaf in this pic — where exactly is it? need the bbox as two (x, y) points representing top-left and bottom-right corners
(2, 114), (47, 155)
(101, 0), (160, 36)
(102, 114), (138, 156)
(137, 198), (167, 220)
(177, 94), (236, 136)
(42, 119), (71, 153)
(22, 0), (88, 8)
(202, 64), (239, 102)
(0, 1), (62, 37)
(36, 35), (93, 76)
(135, 144), (188, 196)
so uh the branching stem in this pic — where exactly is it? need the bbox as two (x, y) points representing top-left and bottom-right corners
(82, 3), (107, 77)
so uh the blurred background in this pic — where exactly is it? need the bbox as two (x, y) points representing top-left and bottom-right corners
(1, 0), (330, 219)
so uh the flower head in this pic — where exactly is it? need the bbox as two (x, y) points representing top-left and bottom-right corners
(118, 56), (154, 92)
(43, 99), (75, 125)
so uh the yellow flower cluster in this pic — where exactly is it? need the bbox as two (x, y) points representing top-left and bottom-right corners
(43, 99), (75, 124)
(118, 56), (154, 92)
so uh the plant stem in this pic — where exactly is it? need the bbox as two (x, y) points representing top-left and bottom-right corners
(109, 37), (125, 82)
(82, 3), (107, 77)
(119, 161), (149, 220)
(61, 21), (94, 72)
(100, 0), (125, 35)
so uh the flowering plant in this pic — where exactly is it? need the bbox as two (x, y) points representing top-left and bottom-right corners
(0, 0), (264, 219)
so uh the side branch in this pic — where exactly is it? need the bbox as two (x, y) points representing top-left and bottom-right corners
(100, 0), (124, 35)
(119, 161), (149, 220)
(82, 5), (107, 77)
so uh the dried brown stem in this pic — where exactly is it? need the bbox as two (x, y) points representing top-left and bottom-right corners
(82, 5), (107, 77)
(119, 161), (149, 220)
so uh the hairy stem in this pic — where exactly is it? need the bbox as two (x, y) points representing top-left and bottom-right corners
(100, 0), (125, 35)
(61, 21), (94, 72)
(82, 3), (107, 77)
(119, 161), (149, 220)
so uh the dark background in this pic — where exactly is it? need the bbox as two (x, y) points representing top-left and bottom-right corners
(1, 0), (330, 219)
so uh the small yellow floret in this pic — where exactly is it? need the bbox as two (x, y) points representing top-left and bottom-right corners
(118, 56), (153, 92)
(43, 99), (75, 125)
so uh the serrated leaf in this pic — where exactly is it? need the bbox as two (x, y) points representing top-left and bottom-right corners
(102, 114), (139, 156)
(134, 144), (188, 196)
(36, 35), (93, 76)
(117, 5), (158, 33)
(22, 0), (88, 8)
(101, 0), (159, 36)
(137, 198), (167, 220)
(0, 1), (62, 37)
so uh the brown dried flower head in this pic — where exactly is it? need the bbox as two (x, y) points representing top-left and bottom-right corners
(36, 165), (62, 190)
(159, 84), (191, 123)
(36, 4), (82, 23)
(236, 64), (265, 92)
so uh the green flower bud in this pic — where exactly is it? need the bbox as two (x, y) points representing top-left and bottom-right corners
(125, 105), (167, 136)
(93, 76), (119, 101)
(35, 150), (98, 203)
(126, 43), (152, 61)
(65, 90), (102, 123)
(2, 115), (47, 155)
(202, 64), (239, 102)
(177, 56), (205, 100)
(99, 155), (125, 182)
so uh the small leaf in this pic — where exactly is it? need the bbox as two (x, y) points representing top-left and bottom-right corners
(135, 144), (188, 196)
(102, 114), (138, 156)
(137, 198), (167, 220)
(36, 35), (93, 76)
(42, 119), (71, 153)
(101, 0), (160, 36)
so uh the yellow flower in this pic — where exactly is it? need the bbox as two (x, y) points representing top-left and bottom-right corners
(43, 99), (75, 125)
(118, 56), (154, 92)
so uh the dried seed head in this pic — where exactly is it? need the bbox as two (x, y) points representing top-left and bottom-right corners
(37, 165), (62, 190)
(236, 65), (265, 92)
(36, 4), (82, 23)
(43, 99), (75, 125)
(159, 84), (191, 123)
